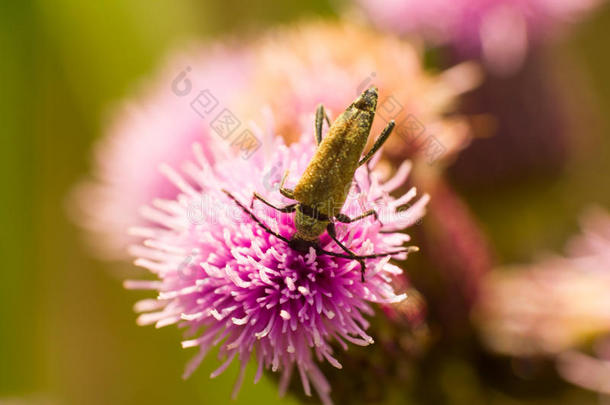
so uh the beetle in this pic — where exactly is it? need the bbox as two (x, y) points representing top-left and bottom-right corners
(223, 86), (417, 281)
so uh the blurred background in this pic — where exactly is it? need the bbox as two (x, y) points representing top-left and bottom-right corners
(2, 1), (610, 404)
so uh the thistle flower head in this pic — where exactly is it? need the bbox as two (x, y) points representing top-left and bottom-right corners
(475, 208), (610, 356)
(475, 208), (610, 396)
(357, 0), (603, 75)
(247, 21), (480, 162)
(125, 122), (428, 404)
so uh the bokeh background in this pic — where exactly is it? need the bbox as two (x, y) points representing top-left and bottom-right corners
(2, 1), (610, 404)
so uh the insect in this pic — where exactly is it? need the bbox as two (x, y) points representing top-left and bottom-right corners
(223, 86), (417, 281)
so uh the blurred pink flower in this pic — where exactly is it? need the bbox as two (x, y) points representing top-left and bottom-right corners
(557, 348), (610, 396)
(475, 208), (610, 356)
(69, 45), (251, 260)
(247, 21), (480, 162)
(357, 0), (603, 75)
(125, 123), (428, 404)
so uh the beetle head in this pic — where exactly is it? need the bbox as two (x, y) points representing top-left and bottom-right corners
(353, 86), (378, 112)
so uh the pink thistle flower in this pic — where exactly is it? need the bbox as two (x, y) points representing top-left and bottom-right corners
(69, 45), (251, 260)
(357, 0), (603, 75)
(475, 208), (610, 357)
(475, 208), (610, 396)
(247, 21), (480, 162)
(125, 121), (428, 404)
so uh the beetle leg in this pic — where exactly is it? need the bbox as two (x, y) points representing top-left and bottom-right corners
(279, 170), (295, 199)
(314, 104), (332, 145)
(364, 246), (418, 258)
(222, 190), (290, 243)
(358, 120), (395, 166)
(326, 222), (367, 281)
(316, 245), (420, 282)
(364, 160), (372, 187)
(335, 209), (382, 226)
(321, 245), (418, 260)
(251, 192), (297, 213)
